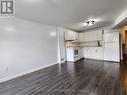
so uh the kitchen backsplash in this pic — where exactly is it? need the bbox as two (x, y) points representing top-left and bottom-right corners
(65, 41), (103, 47)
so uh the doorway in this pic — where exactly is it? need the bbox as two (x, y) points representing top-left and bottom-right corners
(123, 31), (127, 61)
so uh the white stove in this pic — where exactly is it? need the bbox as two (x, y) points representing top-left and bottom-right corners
(66, 47), (81, 62)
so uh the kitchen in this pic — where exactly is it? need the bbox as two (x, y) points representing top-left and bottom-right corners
(64, 27), (120, 62)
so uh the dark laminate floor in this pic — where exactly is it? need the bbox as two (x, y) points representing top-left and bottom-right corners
(0, 59), (126, 95)
(121, 58), (127, 95)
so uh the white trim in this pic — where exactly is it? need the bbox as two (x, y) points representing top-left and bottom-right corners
(57, 27), (66, 64)
(0, 62), (58, 83)
(57, 28), (61, 64)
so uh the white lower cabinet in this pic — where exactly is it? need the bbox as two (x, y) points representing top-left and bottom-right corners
(83, 47), (104, 60)
(82, 44), (120, 62)
(80, 48), (84, 59)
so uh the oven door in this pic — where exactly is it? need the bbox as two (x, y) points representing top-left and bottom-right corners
(74, 49), (79, 55)
(74, 49), (80, 57)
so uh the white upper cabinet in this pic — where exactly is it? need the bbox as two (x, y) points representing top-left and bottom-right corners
(64, 29), (79, 41)
(73, 31), (79, 40)
(79, 28), (103, 42)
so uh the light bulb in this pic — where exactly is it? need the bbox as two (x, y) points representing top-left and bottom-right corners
(81, 22), (88, 26)
(88, 21), (94, 26)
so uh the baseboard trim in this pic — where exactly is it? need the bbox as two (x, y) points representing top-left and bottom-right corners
(84, 58), (120, 63)
(84, 58), (104, 61)
(103, 60), (120, 63)
(0, 62), (58, 83)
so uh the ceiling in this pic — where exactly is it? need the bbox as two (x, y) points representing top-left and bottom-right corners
(15, 0), (127, 31)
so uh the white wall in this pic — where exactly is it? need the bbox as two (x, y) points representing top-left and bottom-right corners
(0, 17), (58, 82)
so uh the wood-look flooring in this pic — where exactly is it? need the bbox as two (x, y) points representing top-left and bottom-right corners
(121, 58), (127, 95)
(0, 59), (126, 95)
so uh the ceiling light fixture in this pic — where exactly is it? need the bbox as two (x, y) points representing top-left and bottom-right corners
(86, 19), (95, 26)
(81, 19), (95, 26)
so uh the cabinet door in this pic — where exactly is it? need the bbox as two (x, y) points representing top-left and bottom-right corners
(65, 31), (73, 40)
(90, 29), (103, 41)
(74, 32), (79, 40)
(68, 31), (75, 40)
(83, 47), (103, 60)
(79, 48), (84, 58)
(65, 29), (78, 40)
(79, 33), (85, 42)
(79, 29), (103, 42)
(65, 31), (68, 40)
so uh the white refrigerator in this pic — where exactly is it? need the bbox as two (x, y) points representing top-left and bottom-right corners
(104, 31), (120, 62)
